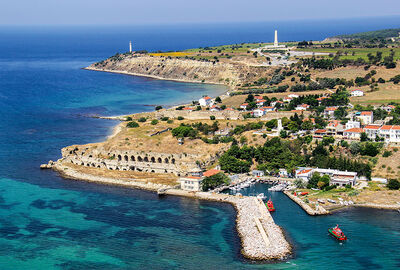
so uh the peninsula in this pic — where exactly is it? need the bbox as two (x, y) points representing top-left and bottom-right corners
(44, 28), (400, 260)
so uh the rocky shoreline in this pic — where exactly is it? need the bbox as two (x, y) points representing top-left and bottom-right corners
(46, 161), (292, 261)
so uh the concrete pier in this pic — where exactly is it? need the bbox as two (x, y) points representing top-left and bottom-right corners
(284, 191), (329, 215)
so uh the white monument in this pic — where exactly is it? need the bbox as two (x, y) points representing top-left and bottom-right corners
(274, 30), (278, 47)
(277, 119), (283, 132)
(129, 41), (132, 53)
(262, 30), (287, 50)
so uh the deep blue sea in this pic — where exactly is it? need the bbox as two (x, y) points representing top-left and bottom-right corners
(0, 17), (399, 269)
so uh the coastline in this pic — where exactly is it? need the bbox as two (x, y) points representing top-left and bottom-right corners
(84, 66), (229, 87)
(52, 162), (292, 260)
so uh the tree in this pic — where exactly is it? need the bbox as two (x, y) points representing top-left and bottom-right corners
(349, 142), (361, 155)
(155, 106), (163, 110)
(151, 119), (158, 125)
(126, 121), (139, 128)
(210, 115), (216, 120)
(215, 96), (222, 103)
(171, 125), (196, 138)
(387, 179), (400, 190)
(360, 132), (368, 142)
(307, 173), (321, 189)
(280, 130), (288, 138)
(202, 172), (230, 191)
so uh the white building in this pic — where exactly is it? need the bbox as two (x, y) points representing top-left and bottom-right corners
(343, 128), (364, 140)
(288, 94), (299, 99)
(240, 103), (248, 110)
(355, 111), (373, 125)
(295, 104), (310, 111)
(351, 89), (364, 97)
(378, 125), (400, 143)
(199, 96), (213, 107)
(253, 108), (266, 117)
(179, 176), (203, 191)
(295, 167), (357, 187)
(324, 106), (338, 118)
(345, 120), (361, 130)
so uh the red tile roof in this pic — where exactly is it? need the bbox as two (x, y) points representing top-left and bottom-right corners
(344, 128), (364, 133)
(392, 125), (400, 130)
(360, 111), (372, 116)
(203, 96), (211, 100)
(187, 176), (201, 179)
(364, 125), (380, 130)
(298, 169), (313, 175)
(380, 125), (392, 130)
(203, 169), (222, 177)
(325, 106), (338, 111)
(315, 129), (326, 134)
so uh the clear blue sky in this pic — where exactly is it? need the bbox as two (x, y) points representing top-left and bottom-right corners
(1, 0), (400, 25)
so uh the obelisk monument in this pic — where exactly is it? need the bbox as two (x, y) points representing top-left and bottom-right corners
(274, 30), (278, 47)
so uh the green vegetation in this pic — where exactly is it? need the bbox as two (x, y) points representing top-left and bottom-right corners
(334, 28), (400, 40)
(171, 125), (196, 138)
(151, 119), (158, 125)
(202, 172), (230, 191)
(126, 121), (139, 128)
(138, 117), (147, 122)
(155, 106), (163, 111)
(387, 179), (400, 190)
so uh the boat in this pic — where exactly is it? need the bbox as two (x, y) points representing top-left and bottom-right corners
(300, 192), (309, 196)
(328, 225), (347, 241)
(257, 193), (267, 200)
(266, 199), (275, 212)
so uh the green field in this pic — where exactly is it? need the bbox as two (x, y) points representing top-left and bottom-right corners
(297, 47), (400, 61)
(184, 42), (297, 54)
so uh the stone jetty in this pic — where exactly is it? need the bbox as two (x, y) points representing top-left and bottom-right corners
(284, 190), (329, 215)
(49, 162), (292, 261)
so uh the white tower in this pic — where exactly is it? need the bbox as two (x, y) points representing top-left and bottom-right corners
(277, 119), (283, 132)
(129, 41), (132, 53)
(274, 30), (278, 47)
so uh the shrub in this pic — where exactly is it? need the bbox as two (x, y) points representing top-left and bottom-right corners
(324, 185), (336, 191)
(382, 150), (392, 157)
(138, 117), (147, 122)
(151, 119), (158, 125)
(155, 105), (163, 110)
(127, 121), (139, 128)
(126, 116), (132, 121)
(167, 119), (173, 124)
(387, 179), (400, 190)
(161, 117), (169, 121)
(210, 115), (216, 120)
(177, 116), (184, 120)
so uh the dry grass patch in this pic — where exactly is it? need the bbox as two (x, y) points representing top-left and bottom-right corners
(65, 162), (179, 186)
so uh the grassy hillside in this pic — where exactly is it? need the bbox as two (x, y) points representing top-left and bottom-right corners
(334, 28), (400, 40)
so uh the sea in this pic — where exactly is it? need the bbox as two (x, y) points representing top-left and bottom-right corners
(0, 16), (399, 269)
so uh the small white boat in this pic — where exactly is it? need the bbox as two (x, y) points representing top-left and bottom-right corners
(327, 199), (337, 204)
(257, 193), (267, 200)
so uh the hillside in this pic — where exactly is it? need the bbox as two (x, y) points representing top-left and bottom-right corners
(334, 28), (400, 40)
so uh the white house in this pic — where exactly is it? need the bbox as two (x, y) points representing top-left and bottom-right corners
(199, 96), (213, 107)
(324, 106), (338, 118)
(295, 168), (314, 182)
(253, 108), (266, 117)
(382, 105), (396, 113)
(179, 176), (203, 191)
(364, 124), (381, 140)
(345, 120), (361, 130)
(295, 104), (310, 111)
(261, 106), (275, 112)
(355, 111), (373, 125)
(343, 128), (364, 140)
(256, 99), (266, 107)
(378, 125), (400, 143)
(351, 89), (364, 97)
(240, 103), (248, 110)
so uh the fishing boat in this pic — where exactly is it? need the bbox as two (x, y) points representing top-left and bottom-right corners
(266, 199), (275, 212)
(328, 225), (347, 241)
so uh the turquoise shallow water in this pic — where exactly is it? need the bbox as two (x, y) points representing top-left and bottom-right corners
(0, 23), (399, 269)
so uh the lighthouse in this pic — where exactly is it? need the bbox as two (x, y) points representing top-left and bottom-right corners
(129, 41), (132, 53)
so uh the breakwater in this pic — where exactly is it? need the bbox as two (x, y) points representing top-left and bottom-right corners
(50, 162), (292, 260)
